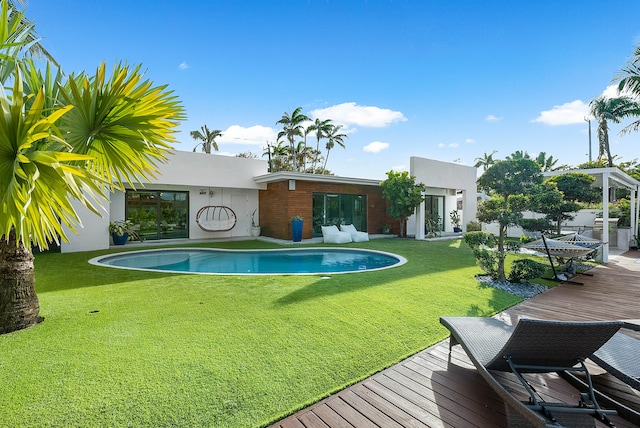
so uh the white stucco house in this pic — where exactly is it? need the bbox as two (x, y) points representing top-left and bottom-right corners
(61, 152), (480, 253)
(62, 151), (268, 253)
(407, 157), (478, 239)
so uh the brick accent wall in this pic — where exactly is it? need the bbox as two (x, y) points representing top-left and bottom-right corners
(259, 179), (396, 240)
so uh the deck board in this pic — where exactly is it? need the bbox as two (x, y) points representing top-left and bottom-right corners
(271, 251), (640, 427)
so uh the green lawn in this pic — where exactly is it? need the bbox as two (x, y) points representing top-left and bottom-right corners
(1, 238), (525, 427)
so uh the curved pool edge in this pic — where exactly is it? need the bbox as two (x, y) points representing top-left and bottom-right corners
(88, 247), (407, 276)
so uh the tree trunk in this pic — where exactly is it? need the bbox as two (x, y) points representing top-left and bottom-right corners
(497, 225), (507, 281)
(0, 230), (40, 334)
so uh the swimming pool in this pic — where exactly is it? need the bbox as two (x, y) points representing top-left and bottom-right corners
(89, 248), (406, 275)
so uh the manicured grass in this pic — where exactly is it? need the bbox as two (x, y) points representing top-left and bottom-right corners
(1, 238), (525, 427)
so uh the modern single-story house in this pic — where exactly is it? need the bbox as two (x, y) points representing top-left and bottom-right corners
(61, 152), (479, 253)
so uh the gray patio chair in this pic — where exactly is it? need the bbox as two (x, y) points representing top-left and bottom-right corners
(591, 331), (640, 391)
(440, 316), (623, 427)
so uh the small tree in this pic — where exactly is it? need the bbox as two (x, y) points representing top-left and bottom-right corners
(531, 173), (597, 235)
(380, 171), (426, 237)
(529, 182), (579, 236)
(476, 158), (542, 281)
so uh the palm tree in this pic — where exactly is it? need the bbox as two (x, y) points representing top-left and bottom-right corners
(306, 118), (332, 173)
(276, 107), (309, 172)
(0, 3), (184, 334)
(589, 96), (638, 166)
(617, 43), (640, 134)
(534, 152), (560, 172)
(191, 125), (222, 153)
(473, 150), (498, 172)
(323, 124), (347, 172)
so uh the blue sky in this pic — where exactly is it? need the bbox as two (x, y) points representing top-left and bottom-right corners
(27, 0), (640, 179)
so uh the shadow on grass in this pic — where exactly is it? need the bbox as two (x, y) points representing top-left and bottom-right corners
(273, 239), (522, 317)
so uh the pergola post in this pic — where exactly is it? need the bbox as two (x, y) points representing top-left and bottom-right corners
(601, 172), (610, 263)
(415, 195), (426, 240)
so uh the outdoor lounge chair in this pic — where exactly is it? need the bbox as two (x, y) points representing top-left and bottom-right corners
(591, 330), (640, 392)
(339, 224), (369, 242)
(440, 316), (623, 427)
(320, 225), (352, 244)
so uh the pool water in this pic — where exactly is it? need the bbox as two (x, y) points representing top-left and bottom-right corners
(90, 248), (406, 275)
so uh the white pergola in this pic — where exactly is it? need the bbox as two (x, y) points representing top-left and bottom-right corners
(544, 167), (640, 262)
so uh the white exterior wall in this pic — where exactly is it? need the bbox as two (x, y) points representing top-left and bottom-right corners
(483, 209), (601, 238)
(62, 151), (268, 253)
(407, 157), (477, 237)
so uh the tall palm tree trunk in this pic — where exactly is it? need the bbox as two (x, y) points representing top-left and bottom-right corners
(323, 149), (331, 172)
(0, 229), (39, 334)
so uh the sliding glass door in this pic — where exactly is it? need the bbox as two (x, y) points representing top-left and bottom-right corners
(126, 191), (189, 240)
(312, 193), (366, 236)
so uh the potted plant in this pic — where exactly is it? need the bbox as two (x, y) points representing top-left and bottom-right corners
(450, 210), (462, 233)
(291, 215), (303, 242)
(109, 220), (142, 245)
(250, 209), (261, 237)
(380, 224), (391, 234)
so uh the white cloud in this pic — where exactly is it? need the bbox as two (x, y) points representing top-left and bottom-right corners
(391, 164), (407, 171)
(309, 102), (407, 128)
(363, 141), (389, 153)
(449, 143), (459, 148)
(465, 138), (475, 144)
(179, 62), (189, 70)
(218, 125), (278, 145)
(485, 114), (503, 122)
(602, 83), (637, 100)
(531, 100), (589, 125)
(438, 143), (445, 148)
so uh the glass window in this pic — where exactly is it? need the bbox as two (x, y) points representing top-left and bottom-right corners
(424, 195), (445, 231)
(312, 193), (367, 236)
(126, 191), (189, 240)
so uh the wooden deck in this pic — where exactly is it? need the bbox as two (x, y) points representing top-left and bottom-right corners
(271, 251), (640, 428)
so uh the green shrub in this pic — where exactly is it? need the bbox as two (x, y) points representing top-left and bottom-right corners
(463, 231), (496, 248)
(475, 249), (498, 278)
(463, 231), (499, 277)
(508, 259), (548, 282)
(506, 240), (522, 254)
(466, 220), (482, 232)
(520, 218), (552, 233)
(519, 235), (536, 244)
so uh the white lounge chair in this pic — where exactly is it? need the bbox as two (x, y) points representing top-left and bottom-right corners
(321, 225), (352, 244)
(339, 224), (369, 242)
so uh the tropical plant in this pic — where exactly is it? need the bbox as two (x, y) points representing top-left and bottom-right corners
(323, 124), (347, 172)
(109, 220), (142, 241)
(534, 152), (563, 171)
(276, 107), (309, 172)
(473, 150), (498, 172)
(380, 170), (426, 238)
(616, 42), (640, 134)
(190, 125), (222, 154)
(449, 210), (461, 229)
(0, 3), (184, 334)
(306, 117), (332, 172)
(589, 96), (639, 166)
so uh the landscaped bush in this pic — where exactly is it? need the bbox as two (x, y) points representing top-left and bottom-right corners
(505, 239), (522, 254)
(463, 231), (496, 248)
(463, 231), (499, 277)
(520, 218), (552, 233)
(508, 259), (548, 282)
(466, 220), (482, 231)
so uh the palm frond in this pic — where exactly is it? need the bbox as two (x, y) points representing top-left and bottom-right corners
(57, 62), (185, 190)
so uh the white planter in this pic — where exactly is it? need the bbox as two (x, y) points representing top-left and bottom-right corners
(250, 226), (261, 237)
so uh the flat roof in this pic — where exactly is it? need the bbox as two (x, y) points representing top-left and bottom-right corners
(253, 171), (382, 187)
(543, 167), (640, 191)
